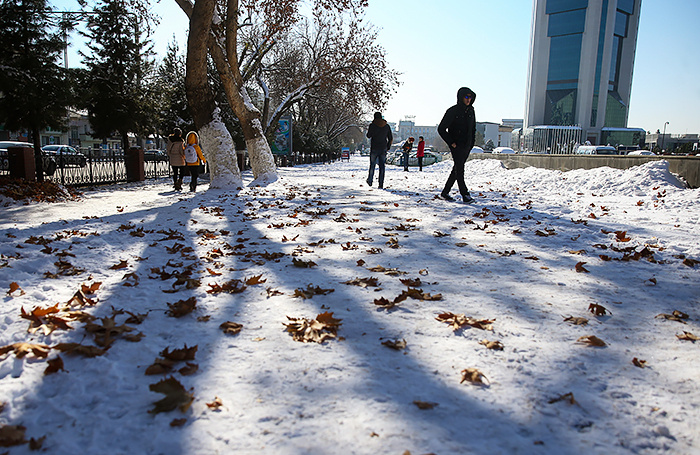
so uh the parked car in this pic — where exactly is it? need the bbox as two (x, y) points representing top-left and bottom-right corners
(470, 146), (485, 154)
(387, 148), (442, 167)
(42, 145), (87, 167)
(574, 145), (618, 155)
(492, 147), (516, 154)
(144, 150), (168, 162)
(627, 150), (655, 156)
(1, 141), (58, 175)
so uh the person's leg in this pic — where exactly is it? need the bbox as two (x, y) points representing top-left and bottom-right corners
(453, 149), (470, 196)
(367, 151), (377, 185)
(189, 166), (199, 191)
(377, 152), (386, 188)
(442, 149), (460, 196)
(418, 156), (423, 171)
(403, 152), (409, 171)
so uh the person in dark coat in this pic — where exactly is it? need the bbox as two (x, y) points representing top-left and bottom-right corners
(366, 112), (393, 189)
(166, 128), (186, 191)
(401, 136), (414, 171)
(437, 87), (477, 203)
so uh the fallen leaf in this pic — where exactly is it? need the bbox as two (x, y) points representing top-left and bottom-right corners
(577, 335), (607, 347)
(382, 339), (407, 350)
(53, 342), (107, 357)
(0, 342), (51, 359)
(245, 274), (267, 285)
(460, 368), (489, 385)
(170, 418), (187, 427)
(292, 258), (317, 268)
(293, 284), (334, 299)
(7, 282), (24, 296)
(632, 357), (647, 368)
(676, 331), (698, 342)
(178, 362), (199, 376)
(575, 262), (590, 273)
(148, 377), (195, 414)
(548, 392), (577, 405)
(44, 356), (65, 375)
(563, 316), (589, 326)
(220, 321), (243, 335)
(588, 303), (610, 316)
(206, 397), (224, 410)
(479, 340), (504, 350)
(399, 278), (422, 287)
(436, 312), (494, 331)
(284, 312), (342, 343)
(343, 277), (380, 288)
(413, 400), (438, 410)
(109, 260), (129, 270)
(0, 424), (26, 447)
(167, 297), (197, 318)
(373, 297), (396, 310)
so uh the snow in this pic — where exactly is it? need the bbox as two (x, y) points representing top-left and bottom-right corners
(1, 157), (699, 454)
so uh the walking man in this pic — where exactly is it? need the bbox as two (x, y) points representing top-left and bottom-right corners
(437, 87), (477, 203)
(366, 112), (393, 189)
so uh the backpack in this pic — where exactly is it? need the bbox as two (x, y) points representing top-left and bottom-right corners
(184, 144), (198, 164)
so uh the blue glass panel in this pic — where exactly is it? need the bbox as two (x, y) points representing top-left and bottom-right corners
(548, 9), (587, 37)
(609, 35), (621, 83)
(614, 11), (629, 37)
(617, 0), (634, 14)
(548, 34), (583, 82)
(546, 0), (588, 14)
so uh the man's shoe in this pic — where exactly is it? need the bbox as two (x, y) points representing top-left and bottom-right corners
(463, 194), (475, 204)
(441, 193), (455, 202)
(366, 178), (372, 187)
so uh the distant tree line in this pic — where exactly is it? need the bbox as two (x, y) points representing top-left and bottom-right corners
(0, 0), (398, 182)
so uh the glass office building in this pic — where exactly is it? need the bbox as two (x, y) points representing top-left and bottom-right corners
(525, 0), (642, 146)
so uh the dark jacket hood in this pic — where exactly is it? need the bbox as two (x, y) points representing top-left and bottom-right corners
(372, 118), (388, 128)
(457, 87), (476, 105)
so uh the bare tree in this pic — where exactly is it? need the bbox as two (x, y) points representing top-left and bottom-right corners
(175, 0), (371, 185)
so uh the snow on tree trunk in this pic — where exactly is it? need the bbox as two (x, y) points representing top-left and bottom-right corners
(246, 117), (278, 186)
(199, 108), (242, 189)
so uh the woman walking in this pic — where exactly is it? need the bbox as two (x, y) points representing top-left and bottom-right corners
(184, 131), (207, 192)
(166, 128), (186, 191)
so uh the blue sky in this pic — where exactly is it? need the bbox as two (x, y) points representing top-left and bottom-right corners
(56, 0), (699, 135)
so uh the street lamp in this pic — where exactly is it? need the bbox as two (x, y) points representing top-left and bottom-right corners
(660, 121), (669, 152)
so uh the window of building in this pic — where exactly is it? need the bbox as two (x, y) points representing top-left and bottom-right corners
(547, 9), (586, 36)
(604, 91), (627, 127)
(545, 89), (577, 125)
(617, 0), (634, 15)
(547, 34), (583, 83)
(546, 0), (588, 14)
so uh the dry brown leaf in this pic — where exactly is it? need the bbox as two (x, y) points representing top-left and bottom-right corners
(84, 317), (134, 347)
(148, 377), (194, 414)
(563, 316), (589, 326)
(7, 282), (24, 296)
(53, 342), (107, 357)
(81, 281), (102, 294)
(170, 418), (187, 427)
(178, 362), (199, 376)
(67, 289), (97, 307)
(373, 297), (396, 310)
(0, 342), (51, 359)
(145, 358), (177, 375)
(575, 262), (590, 273)
(293, 284), (334, 299)
(548, 392), (577, 405)
(206, 397), (224, 410)
(413, 400), (438, 410)
(109, 260), (129, 270)
(167, 297), (197, 318)
(343, 277), (380, 288)
(577, 335), (607, 347)
(436, 312), (494, 331)
(161, 345), (197, 362)
(460, 368), (488, 385)
(44, 356), (65, 375)
(479, 340), (504, 350)
(676, 331), (698, 342)
(220, 321), (243, 335)
(207, 279), (247, 295)
(588, 303), (610, 316)
(382, 339), (407, 350)
(0, 424), (26, 447)
(292, 258), (317, 268)
(284, 312), (342, 343)
(245, 274), (267, 285)
(632, 357), (647, 368)
(400, 278), (422, 287)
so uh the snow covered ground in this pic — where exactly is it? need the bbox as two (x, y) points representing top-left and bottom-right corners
(1, 156), (699, 454)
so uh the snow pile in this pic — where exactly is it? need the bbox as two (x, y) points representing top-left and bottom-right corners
(0, 157), (698, 454)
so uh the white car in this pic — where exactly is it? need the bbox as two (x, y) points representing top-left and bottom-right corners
(492, 147), (516, 154)
(470, 146), (485, 154)
(627, 150), (655, 156)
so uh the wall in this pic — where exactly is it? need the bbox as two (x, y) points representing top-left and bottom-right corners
(469, 154), (700, 188)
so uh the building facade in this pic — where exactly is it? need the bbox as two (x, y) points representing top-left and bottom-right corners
(525, 0), (642, 145)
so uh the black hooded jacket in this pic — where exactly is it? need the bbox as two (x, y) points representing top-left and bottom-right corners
(437, 87), (476, 151)
(366, 119), (393, 152)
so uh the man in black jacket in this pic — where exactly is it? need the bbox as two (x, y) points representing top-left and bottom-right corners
(437, 87), (477, 203)
(366, 111), (393, 189)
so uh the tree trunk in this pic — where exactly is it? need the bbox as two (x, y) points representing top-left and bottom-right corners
(183, 0), (241, 189)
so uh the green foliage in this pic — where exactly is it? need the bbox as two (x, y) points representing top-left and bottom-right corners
(0, 0), (72, 134)
(76, 0), (157, 149)
(156, 41), (194, 136)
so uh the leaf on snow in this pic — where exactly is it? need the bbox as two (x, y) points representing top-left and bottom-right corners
(207, 279), (247, 294)
(373, 297), (396, 310)
(382, 339), (407, 350)
(399, 278), (422, 287)
(44, 356), (65, 375)
(563, 316), (589, 326)
(588, 303), (610, 316)
(220, 321), (243, 335)
(7, 282), (24, 296)
(460, 368), (489, 385)
(676, 331), (698, 342)
(436, 312), (494, 331)
(206, 397), (224, 410)
(245, 274), (267, 285)
(548, 392), (577, 405)
(576, 335), (607, 347)
(655, 311), (689, 323)
(167, 297), (197, 318)
(413, 400), (438, 410)
(632, 357), (647, 368)
(148, 376), (195, 414)
(292, 258), (317, 268)
(284, 312), (342, 343)
(343, 277), (380, 288)
(0, 342), (51, 359)
(53, 342), (107, 357)
(575, 262), (590, 273)
(0, 424), (26, 447)
(293, 284), (334, 299)
(479, 340), (504, 350)
(109, 260), (129, 270)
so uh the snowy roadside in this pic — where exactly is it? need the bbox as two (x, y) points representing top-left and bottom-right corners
(1, 157), (699, 454)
